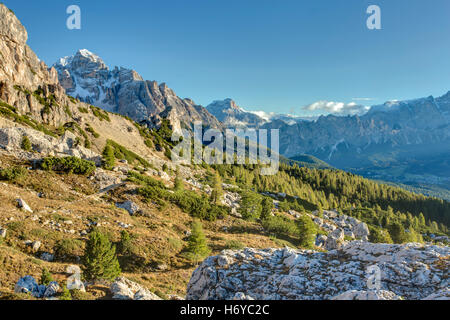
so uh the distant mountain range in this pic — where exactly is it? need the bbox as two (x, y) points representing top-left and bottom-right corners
(53, 50), (450, 195)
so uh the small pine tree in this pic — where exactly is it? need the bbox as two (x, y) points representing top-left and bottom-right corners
(388, 222), (407, 244)
(40, 268), (54, 286)
(239, 191), (262, 221)
(102, 145), (115, 170)
(297, 215), (317, 248)
(118, 230), (133, 255)
(174, 173), (184, 192)
(316, 204), (323, 218)
(210, 172), (223, 205)
(82, 229), (121, 282)
(185, 220), (211, 264)
(260, 197), (273, 221)
(21, 136), (32, 151)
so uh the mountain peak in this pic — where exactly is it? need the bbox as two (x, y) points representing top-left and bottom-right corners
(208, 98), (241, 111)
(0, 4), (27, 45)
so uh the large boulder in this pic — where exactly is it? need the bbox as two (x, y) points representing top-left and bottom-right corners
(186, 243), (449, 300)
(325, 228), (345, 250)
(354, 222), (370, 240)
(110, 277), (162, 300)
(43, 282), (60, 298)
(16, 198), (33, 213)
(14, 276), (46, 298)
(0, 227), (6, 238)
(116, 201), (140, 216)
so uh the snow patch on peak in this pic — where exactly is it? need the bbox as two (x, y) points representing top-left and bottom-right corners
(77, 49), (101, 61)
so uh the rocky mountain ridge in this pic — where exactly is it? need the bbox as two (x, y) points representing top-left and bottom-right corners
(53, 49), (221, 133)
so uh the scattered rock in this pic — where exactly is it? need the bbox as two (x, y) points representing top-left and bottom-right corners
(14, 276), (46, 298)
(40, 252), (54, 262)
(354, 222), (370, 240)
(43, 282), (60, 298)
(110, 277), (162, 300)
(186, 243), (449, 300)
(16, 198), (33, 213)
(30, 240), (41, 252)
(0, 228), (6, 238)
(116, 201), (140, 216)
(332, 290), (402, 300)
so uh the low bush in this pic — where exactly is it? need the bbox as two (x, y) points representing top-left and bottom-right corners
(0, 166), (28, 182)
(262, 215), (298, 237)
(21, 136), (32, 151)
(41, 156), (96, 175)
(225, 240), (245, 250)
(55, 238), (85, 261)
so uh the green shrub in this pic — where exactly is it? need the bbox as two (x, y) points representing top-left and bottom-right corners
(41, 156), (96, 175)
(59, 285), (72, 300)
(0, 167), (27, 182)
(102, 145), (116, 170)
(82, 229), (121, 281)
(21, 136), (32, 151)
(55, 238), (84, 260)
(85, 124), (100, 138)
(262, 215), (298, 236)
(117, 230), (135, 255)
(40, 268), (54, 285)
(225, 240), (244, 250)
(106, 140), (150, 167)
(90, 105), (111, 122)
(78, 107), (89, 113)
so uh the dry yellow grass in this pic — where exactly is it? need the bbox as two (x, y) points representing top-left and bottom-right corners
(0, 155), (289, 299)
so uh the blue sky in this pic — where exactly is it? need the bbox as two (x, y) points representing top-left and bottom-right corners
(4, 0), (450, 116)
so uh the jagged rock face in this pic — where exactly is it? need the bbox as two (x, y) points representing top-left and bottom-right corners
(0, 5), (59, 89)
(0, 4), (72, 127)
(53, 50), (221, 132)
(0, 127), (101, 164)
(186, 243), (449, 300)
(206, 99), (267, 128)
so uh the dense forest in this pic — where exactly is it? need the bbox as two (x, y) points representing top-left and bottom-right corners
(211, 162), (450, 237)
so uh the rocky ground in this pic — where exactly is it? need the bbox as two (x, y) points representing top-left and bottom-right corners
(186, 242), (449, 300)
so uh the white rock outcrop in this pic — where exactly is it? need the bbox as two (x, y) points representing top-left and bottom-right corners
(186, 242), (449, 300)
(110, 277), (162, 300)
(0, 128), (101, 164)
(16, 198), (33, 213)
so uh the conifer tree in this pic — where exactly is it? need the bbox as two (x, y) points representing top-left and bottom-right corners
(297, 215), (317, 248)
(239, 191), (262, 221)
(185, 220), (211, 264)
(82, 229), (121, 281)
(260, 197), (274, 221)
(210, 172), (223, 205)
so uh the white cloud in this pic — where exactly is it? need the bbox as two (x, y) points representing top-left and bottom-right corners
(246, 110), (275, 121)
(302, 100), (370, 116)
